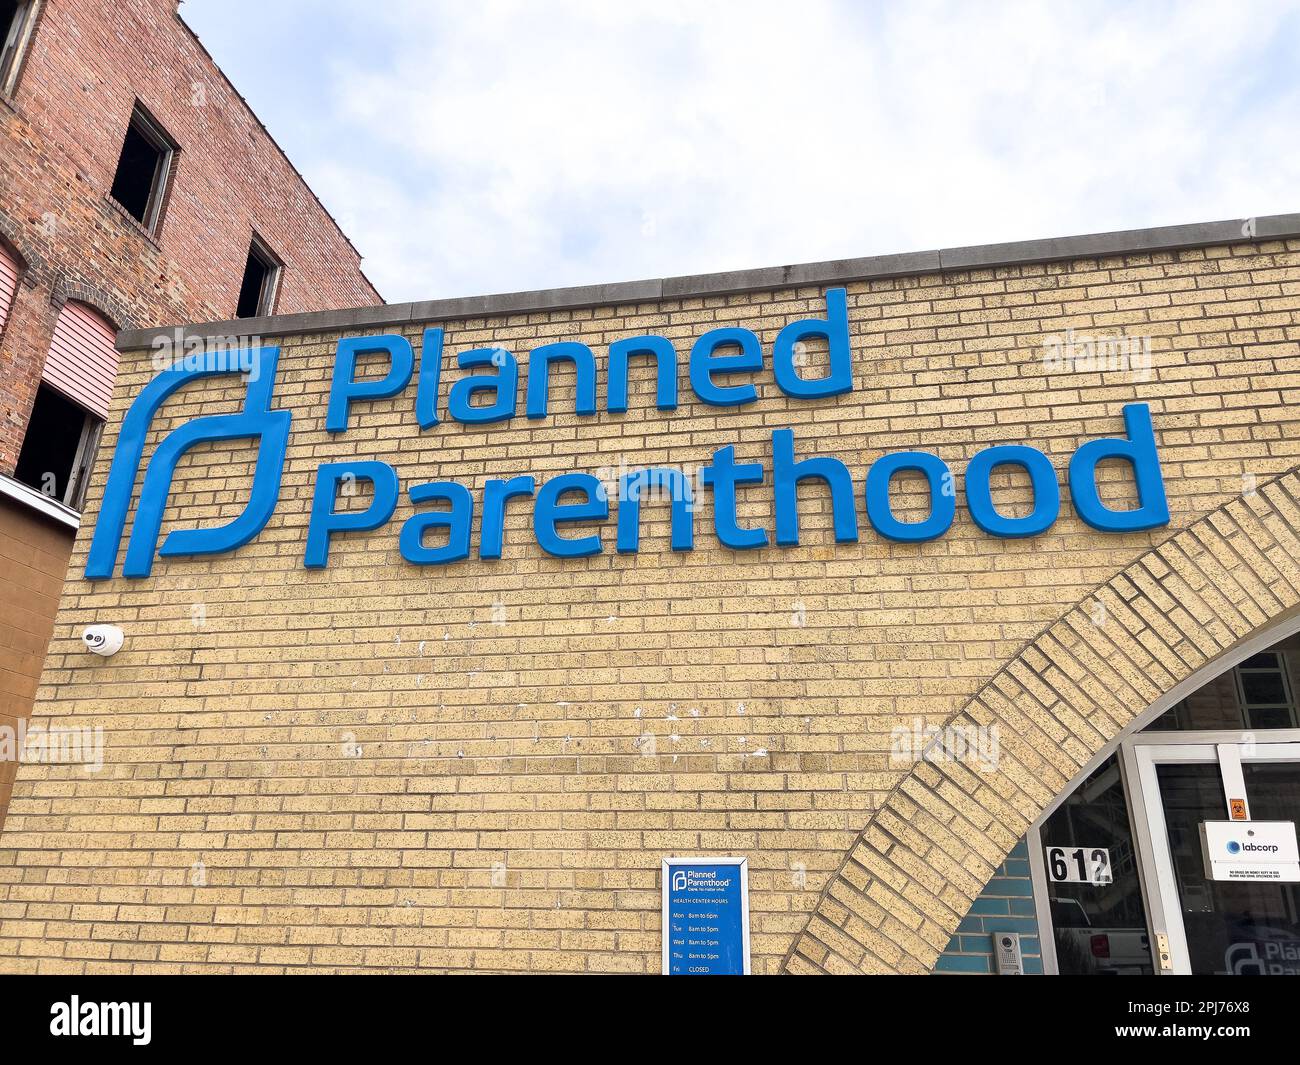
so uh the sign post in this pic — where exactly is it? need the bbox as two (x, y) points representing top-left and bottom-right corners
(661, 857), (750, 975)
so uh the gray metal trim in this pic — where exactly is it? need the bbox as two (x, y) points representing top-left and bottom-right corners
(117, 213), (1300, 350)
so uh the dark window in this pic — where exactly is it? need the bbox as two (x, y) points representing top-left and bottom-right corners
(1145, 637), (1299, 731)
(0, 1), (36, 93)
(236, 236), (282, 318)
(14, 384), (103, 511)
(109, 105), (176, 233)
(1042, 754), (1153, 975)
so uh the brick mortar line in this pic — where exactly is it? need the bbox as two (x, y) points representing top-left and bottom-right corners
(1213, 508), (1290, 615)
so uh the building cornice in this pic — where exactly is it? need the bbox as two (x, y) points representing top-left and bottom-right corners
(117, 213), (1300, 350)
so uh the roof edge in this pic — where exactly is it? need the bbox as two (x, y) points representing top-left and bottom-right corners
(117, 213), (1300, 350)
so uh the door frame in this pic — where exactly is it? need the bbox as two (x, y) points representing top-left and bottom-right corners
(1024, 609), (1300, 975)
(1028, 756), (1146, 976)
(1126, 732), (1300, 975)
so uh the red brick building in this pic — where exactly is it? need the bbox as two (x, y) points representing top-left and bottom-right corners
(0, 0), (381, 819)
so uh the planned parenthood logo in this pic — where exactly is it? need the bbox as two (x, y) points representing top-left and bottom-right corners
(84, 289), (1171, 581)
(1219, 941), (1300, 975)
(85, 346), (290, 580)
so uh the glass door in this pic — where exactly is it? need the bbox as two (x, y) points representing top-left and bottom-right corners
(1126, 736), (1300, 975)
(1037, 753), (1153, 974)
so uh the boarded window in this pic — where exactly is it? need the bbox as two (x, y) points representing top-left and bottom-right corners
(43, 301), (118, 420)
(0, 241), (17, 334)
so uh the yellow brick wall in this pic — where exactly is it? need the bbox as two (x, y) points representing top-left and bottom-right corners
(1, 239), (1298, 972)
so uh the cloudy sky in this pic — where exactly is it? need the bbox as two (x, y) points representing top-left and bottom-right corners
(183, 0), (1300, 305)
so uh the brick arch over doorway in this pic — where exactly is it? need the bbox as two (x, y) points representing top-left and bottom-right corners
(782, 465), (1300, 975)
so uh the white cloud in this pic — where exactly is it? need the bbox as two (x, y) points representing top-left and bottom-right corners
(246, 0), (1300, 302)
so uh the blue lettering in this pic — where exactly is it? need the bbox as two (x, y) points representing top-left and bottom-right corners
(480, 476), (536, 560)
(773, 429), (859, 546)
(304, 461), (400, 568)
(965, 444), (1060, 538)
(865, 451), (954, 542)
(616, 468), (694, 552)
(526, 341), (597, 419)
(448, 347), (518, 423)
(1068, 403), (1169, 532)
(702, 444), (767, 550)
(326, 335), (414, 432)
(608, 336), (678, 413)
(400, 481), (472, 564)
(773, 287), (853, 399)
(689, 327), (763, 407)
(534, 473), (607, 558)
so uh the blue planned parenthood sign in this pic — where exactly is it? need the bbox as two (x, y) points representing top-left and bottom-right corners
(661, 857), (751, 975)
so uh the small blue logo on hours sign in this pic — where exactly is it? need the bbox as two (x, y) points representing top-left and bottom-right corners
(662, 857), (750, 975)
(1227, 840), (1242, 854)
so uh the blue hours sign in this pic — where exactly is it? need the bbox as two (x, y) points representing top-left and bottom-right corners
(661, 857), (751, 975)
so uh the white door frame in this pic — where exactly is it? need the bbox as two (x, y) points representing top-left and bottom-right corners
(1126, 732), (1300, 975)
(1028, 612), (1300, 975)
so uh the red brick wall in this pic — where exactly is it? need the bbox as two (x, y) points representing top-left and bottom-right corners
(0, 0), (381, 830)
(0, 0), (381, 472)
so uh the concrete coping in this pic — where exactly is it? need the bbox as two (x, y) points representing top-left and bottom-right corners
(117, 213), (1300, 350)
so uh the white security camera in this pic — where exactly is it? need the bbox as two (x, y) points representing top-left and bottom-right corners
(82, 624), (124, 657)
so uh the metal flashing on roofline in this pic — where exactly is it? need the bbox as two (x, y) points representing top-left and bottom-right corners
(116, 213), (1300, 350)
